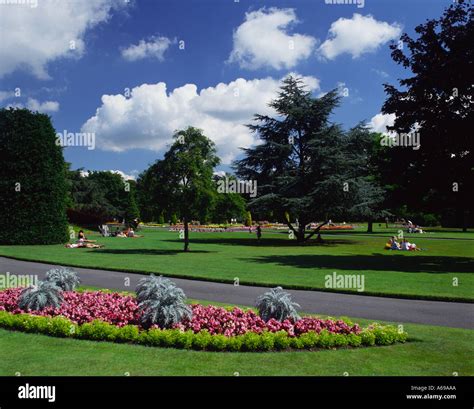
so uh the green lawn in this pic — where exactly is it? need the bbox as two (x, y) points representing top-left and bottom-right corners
(1, 286), (472, 376)
(1, 318), (472, 376)
(0, 227), (472, 300)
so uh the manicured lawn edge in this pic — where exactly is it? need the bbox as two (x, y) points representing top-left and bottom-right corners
(0, 310), (408, 352)
(1, 255), (472, 303)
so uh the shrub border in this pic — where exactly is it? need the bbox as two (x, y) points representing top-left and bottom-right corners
(0, 310), (408, 352)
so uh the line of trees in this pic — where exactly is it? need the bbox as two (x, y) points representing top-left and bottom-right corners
(134, 77), (390, 250)
(0, 1), (470, 247)
(66, 168), (140, 227)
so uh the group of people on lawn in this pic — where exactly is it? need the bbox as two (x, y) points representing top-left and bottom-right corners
(406, 220), (424, 234)
(65, 227), (142, 249)
(385, 236), (421, 251)
(111, 226), (141, 238)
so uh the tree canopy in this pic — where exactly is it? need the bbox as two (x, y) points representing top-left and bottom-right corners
(145, 127), (220, 251)
(381, 0), (473, 230)
(67, 170), (139, 225)
(235, 76), (385, 242)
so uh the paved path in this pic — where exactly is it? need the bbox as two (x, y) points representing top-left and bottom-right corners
(1, 257), (472, 329)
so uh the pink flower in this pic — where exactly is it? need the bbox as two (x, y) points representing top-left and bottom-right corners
(0, 289), (361, 337)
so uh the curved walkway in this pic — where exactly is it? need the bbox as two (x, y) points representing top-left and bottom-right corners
(1, 256), (473, 329)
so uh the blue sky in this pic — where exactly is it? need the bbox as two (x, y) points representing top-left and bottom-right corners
(0, 0), (451, 179)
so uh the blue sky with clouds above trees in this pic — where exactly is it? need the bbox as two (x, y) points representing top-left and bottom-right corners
(0, 0), (450, 179)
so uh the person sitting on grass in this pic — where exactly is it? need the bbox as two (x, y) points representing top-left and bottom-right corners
(401, 239), (421, 251)
(126, 227), (143, 238)
(387, 236), (400, 250)
(117, 231), (127, 238)
(413, 224), (424, 234)
(77, 230), (97, 243)
(400, 239), (411, 251)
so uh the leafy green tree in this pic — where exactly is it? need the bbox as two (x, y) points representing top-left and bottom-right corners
(87, 171), (128, 217)
(170, 213), (178, 225)
(158, 211), (165, 224)
(245, 211), (253, 227)
(124, 186), (140, 226)
(67, 170), (132, 224)
(382, 0), (473, 230)
(346, 124), (389, 233)
(212, 193), (246, 224)
(235, 76), (381, 243)
(153, 127), (220, 251)
(0, 108), (69, 244)
(212, 174), (247, 224)
(136, 162), (166, 222)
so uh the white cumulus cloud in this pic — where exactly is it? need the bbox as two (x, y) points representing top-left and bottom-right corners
(26, 98), (59, 113)
(81, 75), (320, 164)
(3, 97), (59, 113)
(0, 0), (123, 79)
(228, 8), (317, 70)
(110, 169), (138, 181)
(121, 36), (174, 61)
(318, 14), (402, 60)
(369, 113), (396, 135)
(80, 169), (138, 181)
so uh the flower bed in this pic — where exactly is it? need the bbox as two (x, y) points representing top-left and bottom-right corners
(319, 225), (354, 230)
(0, 288), (138, 327)
(0, 288), (408, 351)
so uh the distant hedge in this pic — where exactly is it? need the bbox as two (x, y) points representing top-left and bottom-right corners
(0, 108), (68, 244)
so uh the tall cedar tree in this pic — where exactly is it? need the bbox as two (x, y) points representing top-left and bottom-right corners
(235, 76), (383, 242)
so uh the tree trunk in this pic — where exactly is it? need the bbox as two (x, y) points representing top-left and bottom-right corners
(305, 221), (329, 242)
(183, 217), (190, 252)
(297, 223), (305, 243)
(367, 219), (373, 233)
(284, 220), (300, 242)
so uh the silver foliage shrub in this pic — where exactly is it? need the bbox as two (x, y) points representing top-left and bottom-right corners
(256, 287), (300, 322)
(136, 277), (192, 329)
(135, 274), (173, 304)
(18, 281), (64, 311)
(45, 267), (81, 291)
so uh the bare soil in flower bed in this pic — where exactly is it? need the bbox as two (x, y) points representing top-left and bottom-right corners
(0, 288), (408, 352)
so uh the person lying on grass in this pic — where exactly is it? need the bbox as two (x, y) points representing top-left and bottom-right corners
(65, 239), (104, 249)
